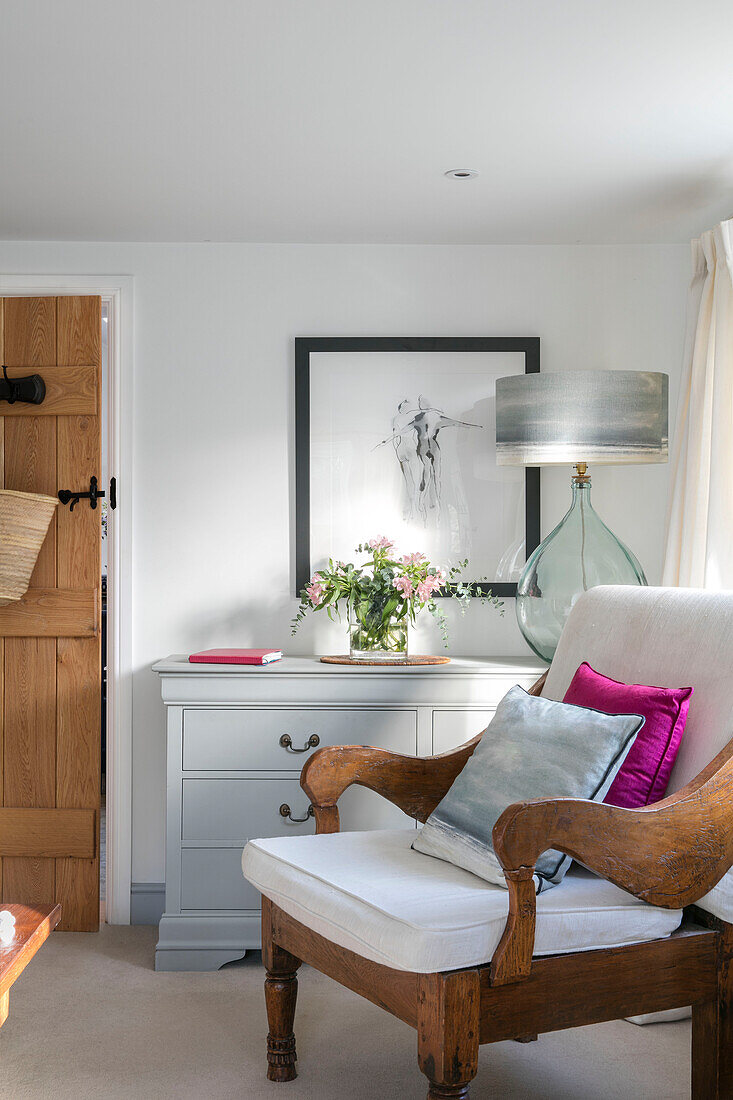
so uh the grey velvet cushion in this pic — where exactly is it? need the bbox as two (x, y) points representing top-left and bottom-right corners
(412, 685), (643, 892)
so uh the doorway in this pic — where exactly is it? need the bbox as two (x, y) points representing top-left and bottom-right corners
(0, 295), (102, 928)
(0, 277), (133, 924)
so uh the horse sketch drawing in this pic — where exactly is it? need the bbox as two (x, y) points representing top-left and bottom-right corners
(375, 396), (482, 524)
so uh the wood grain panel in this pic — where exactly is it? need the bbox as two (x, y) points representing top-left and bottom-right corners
(57, 639), (99, 807)
(0, 589), (96, 637)
(2, 638), (57, 904)
(693, 908), (733, 1094)
(56, 299), (101, 931)
(479, 925), (718, 1042)
(0, 366), (97, 416)
(3, 298), (56, 366)
(55, 854), (99, 931)
(0, 808), (95, 857)
(2, 858), (55, 908)
(417, 970), (479, 1094)
(3, 417), (57, 495)
(4, 638), (56, 810)
(56, 636), (100, 930)
(2, 298), (58, 910)
(693, 997), (720, 1097)
(0, 296), (100, 929)
(4, 418), (57, 586)
(57, 416), (100, 589)
(57, 297), (100, 368)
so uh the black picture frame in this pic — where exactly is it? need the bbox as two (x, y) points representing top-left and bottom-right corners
(295, 337), (541, 598)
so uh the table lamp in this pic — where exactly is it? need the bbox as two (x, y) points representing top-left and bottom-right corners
(495, 370), (669, 662)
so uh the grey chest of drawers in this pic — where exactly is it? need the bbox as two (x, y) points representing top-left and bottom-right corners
(152, 654), (545, 971)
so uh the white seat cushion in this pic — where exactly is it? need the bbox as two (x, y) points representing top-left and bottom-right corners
(242, 829), (682, 973)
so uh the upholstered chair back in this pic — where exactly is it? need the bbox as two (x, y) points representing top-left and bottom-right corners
(542, 585), (733, 795)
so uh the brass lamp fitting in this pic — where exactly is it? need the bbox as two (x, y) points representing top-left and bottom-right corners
(572, 462), (591, 484)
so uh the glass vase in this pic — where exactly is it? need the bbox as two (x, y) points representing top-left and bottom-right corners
(349, 609), (409, 662)
(516, 474), (646, 663)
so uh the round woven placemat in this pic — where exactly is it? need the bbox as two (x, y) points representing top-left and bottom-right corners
(320, 655), (451, 666)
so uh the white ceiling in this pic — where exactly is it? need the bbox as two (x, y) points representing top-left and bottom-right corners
(1, 0), (732, 244)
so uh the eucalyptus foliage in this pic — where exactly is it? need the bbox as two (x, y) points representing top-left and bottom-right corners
(292, 537), (503, 649)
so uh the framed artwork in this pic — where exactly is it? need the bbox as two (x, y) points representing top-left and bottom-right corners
(295, 337), (540, 597)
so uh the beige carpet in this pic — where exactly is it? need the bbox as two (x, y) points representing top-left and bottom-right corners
(0, 924), (689, 1099)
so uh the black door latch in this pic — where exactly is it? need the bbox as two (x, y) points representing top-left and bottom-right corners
(58, 476), (116, 512)
(0, 364), (46, 405)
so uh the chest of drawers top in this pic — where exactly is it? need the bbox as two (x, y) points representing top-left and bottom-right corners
(153, 655), (547, 707)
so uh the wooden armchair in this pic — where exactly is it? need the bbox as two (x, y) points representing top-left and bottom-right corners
(246, 586), (733, 1098)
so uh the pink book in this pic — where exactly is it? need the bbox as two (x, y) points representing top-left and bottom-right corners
(188, 648), (284, 665)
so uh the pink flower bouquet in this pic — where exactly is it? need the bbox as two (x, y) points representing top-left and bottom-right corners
(292, 538), (502, 657)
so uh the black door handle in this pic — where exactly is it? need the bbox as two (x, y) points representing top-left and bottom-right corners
(58, 476), (116, 512)
(0, 365), (45, 406)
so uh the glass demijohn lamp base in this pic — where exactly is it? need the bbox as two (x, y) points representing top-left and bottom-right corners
(516, 466), (646, 663)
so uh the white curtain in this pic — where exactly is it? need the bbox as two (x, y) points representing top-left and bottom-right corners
(662, 219), (733, 589)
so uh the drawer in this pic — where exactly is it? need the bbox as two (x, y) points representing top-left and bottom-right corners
(432, 709), (495, 755)
(183, 778), (316, 845)
(183, 777), (416, 846)
(181, 848), (260, 910)
(182, 708), (417, 770)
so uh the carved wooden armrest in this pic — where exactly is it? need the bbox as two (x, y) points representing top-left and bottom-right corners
(300, 738), (481, 833)
(490, 734), (733, 986)
(301, 671), (549, 833)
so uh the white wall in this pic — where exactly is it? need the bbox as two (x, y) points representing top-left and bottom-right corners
(0, 241), (689, 882)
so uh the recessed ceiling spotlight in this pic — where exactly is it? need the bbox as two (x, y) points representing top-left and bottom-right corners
(444, 169), (479, 180)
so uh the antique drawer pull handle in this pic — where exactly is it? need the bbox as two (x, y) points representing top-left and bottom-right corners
(279, 733), (320, 753)
(279, 803), (315, 823)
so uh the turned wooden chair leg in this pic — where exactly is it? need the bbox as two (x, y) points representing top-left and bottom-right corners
(417, 970), (480, 1099)
(262, 899), (301, 1083)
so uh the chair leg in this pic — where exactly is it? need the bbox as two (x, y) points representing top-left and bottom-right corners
(264, 944), (301, 1082)
(691, 917), (733, 1099)
(417, 970), (480, 1100)
(692, 999), (720, 1099)
(262, 900), (301, 1083)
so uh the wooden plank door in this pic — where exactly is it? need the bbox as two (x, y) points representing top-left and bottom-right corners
(0, 296), (101, 931)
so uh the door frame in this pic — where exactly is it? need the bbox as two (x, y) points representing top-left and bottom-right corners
(0, 275), (133, 923)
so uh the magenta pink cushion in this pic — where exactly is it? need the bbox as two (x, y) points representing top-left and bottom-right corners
(562, 662), (693, 809)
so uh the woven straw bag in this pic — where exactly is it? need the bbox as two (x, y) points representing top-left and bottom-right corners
(0, 490), (58, 605)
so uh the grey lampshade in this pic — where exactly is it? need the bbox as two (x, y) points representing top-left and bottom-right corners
(495, 370), (669, 466)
